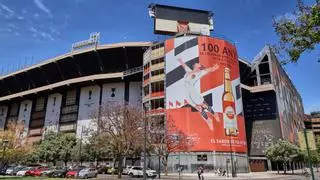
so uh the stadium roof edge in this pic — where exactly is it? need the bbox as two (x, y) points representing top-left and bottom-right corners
(0, 41), (152, 80)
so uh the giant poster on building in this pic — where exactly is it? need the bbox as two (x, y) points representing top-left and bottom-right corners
(165, 36), (247, 153)
(270, 51), (304, 144)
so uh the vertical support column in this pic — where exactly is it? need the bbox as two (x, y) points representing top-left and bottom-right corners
(18, 100), (33, 138)
(77, 85), (101, 140)
(0, 106), (8, 130)
(44, 93), (62, 133)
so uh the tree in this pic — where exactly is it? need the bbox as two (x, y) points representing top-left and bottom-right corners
(152, 116), (194, 176)
(91, 102), (145, 179)
(265, 139), (300, 174)
(273, 0), (320, 63)
(58, 133), (77, 166)
(36, 131), (76, 166)
(0, 121), (33, 166)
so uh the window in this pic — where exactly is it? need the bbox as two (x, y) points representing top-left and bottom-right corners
(35, 97), (45, 112)
(66, 89), (77, 105)
(9, 104), (18, 116)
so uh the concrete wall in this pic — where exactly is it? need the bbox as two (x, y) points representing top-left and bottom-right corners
(102, 83), (125, 104)
(77, 85), (101, 138)
(129, 82), (142, 105)
(148, 152), (249, 173)
(18, 100), (32, 138)
(0, 106), (8, 129)
(44, 93), (62, 133)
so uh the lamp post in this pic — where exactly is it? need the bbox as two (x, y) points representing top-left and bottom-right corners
(229, 135), (236, 177)
(143, 102), (150, 180)
(2, 139), (8, 167)
(304, 128), (315, 180)
(76, 126), (87, 178)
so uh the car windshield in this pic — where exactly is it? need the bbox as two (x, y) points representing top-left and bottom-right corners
(22, 167), (33, 171)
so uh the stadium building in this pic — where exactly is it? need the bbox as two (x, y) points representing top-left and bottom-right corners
(0, 4), (304, 173)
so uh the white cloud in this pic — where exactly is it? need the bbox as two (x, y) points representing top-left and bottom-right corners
(33, 0), (52, 17)
(17, 16), (24, 20)
(0, 3), (14, 18)
(29, 26), (55, 41)
(33, 13), (39, 18)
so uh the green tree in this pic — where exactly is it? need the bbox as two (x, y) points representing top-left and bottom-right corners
(58, 133), (77, 166)
(36, 131), (77, 166)
(273, 0), (320, 63)
(265, 139), (300, 174)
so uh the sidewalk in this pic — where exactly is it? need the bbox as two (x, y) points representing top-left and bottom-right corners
(159, 171), (309, 179)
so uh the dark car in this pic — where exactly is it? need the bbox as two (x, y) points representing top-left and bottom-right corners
(51, 167), (69, 178)
(0, 166), (13, 175)
(98, 166), (108, 174)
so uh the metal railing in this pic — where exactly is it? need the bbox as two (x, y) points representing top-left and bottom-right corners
(123, 66), (143, 77)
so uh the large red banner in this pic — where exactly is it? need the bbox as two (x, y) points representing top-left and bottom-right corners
(165, 36), (247, 153)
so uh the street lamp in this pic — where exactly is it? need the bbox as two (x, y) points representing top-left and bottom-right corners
(2, 139), (8, 166)
(143, 102), (151, 180)
(76, 126), (88, 178)
(229, 135), (236, 177)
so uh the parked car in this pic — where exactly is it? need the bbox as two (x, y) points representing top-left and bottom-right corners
(122, 166), (131, 175)
(16, 167), (34, 176)
(66, 166), (86, 178)
(6, 166), (24, 175)
(97, 166), (108, 174)
(51, 167), (69, 178)
(78, 168), (98, 179)
(39, 167), (57, 177)
(10, 166), (25, 176)
(5, 166), (15, 175)
(32, 167), (49, 176)
(0, 166), (13, 175)
(128, 166), (157, 178)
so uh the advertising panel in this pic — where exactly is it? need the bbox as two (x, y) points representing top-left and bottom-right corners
(165, 36), (247, 153)
(270, 51), (305, 143)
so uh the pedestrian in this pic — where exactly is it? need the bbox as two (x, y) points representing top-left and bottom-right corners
(197, 166), (204, 180)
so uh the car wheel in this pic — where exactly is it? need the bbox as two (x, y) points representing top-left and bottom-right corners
(84, 175), (88, 179)
(129, 173), (133, 177)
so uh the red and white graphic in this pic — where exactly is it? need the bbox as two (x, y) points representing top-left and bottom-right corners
(165, 36), (247, 153)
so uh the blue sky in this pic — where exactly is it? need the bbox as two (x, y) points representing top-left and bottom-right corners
(0, 0), (319, 113)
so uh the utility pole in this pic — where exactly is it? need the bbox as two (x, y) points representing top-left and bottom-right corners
(76, 126), (85, 179)
(143, 102), (150, 180)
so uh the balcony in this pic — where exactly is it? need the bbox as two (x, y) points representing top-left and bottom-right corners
(150, 47), (165, 60)
(150, 74), (165, 83)
(143, 49), (152, 64)
(151, 91), (165, 98)
(143, 79), (150, 86)
(150, 62), (165, 71)
(147, 108), (165, 116)
(59, 123), (77, 132)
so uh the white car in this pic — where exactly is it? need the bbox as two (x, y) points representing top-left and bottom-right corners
(122, 166), (131, 175)
(16, 167), (33, 176)
(128, 166), (157, 178)
(78, 168), (98, 179)
(5, 167), (15, 175)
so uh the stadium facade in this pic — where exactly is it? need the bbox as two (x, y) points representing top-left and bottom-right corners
(0, 4), (305, 173)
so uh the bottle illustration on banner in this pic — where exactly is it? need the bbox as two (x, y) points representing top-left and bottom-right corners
(222, 67), (238, 136)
